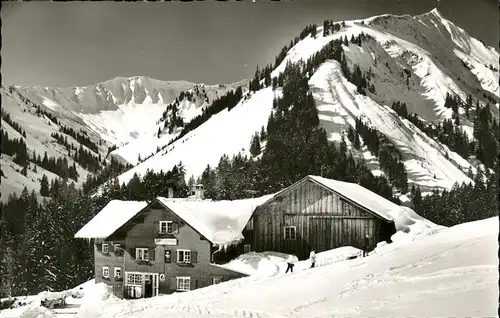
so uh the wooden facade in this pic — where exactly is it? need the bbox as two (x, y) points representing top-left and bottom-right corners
(94, 200), (246, 299)
(249, 177), (396, 260)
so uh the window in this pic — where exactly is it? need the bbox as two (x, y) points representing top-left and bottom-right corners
(102, 266), (109, 279)
(114, 267), (122, 279)
(136, 248), (149, 261)
(177, 249), (191, 263)
(113, 243), (123, 255)
(126, 273), (142, 286)
(159, 221), (173, 234)
(102, 243), (109, 254)
(176, 277), (191, 291)
(212, 277), (222, 285)
(284, 226), (296, 240)
(243, 244), (251, 253)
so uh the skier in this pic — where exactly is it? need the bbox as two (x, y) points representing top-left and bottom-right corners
(363, 234), (370, 257)
(309, 250), (316, 268)
(285, 254), (297, 273)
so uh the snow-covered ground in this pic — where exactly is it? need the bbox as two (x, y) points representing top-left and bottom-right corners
(4, 216), (497, 318)
(0, 279), (115, 318)
(216, 247), (362, 276)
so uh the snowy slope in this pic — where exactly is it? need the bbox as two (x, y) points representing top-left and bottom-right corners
(310, 59), (472, 193)
(110, 81), (248, 166)
(8, 217), (492, 318)
(115, 88), (275, 186)
(1, 87), (99, 201)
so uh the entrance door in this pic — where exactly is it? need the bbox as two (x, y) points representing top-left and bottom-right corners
(309, 218), (329, 253)
(144, 275), (153, 298)
(153, 274), (159, 296)
(342, 219), (352, 247)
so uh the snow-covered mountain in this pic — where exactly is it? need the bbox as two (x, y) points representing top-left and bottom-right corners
(13, 76), (248, 147)
(0, 77), (247, 200)
(110, 8), (498, 196)
(2, 8), (498, 201)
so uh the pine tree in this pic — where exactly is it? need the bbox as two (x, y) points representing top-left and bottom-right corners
(188, 175), (196, 190)
(272, 77), (278, 90)
(260, 126), (267, 140)
(215, 155), (232, 200)
(40, 175), (50, 196)
(21, 164), (28, 176)
(354, 132), (361, 149)
(412, 185), (422, 210)
(249, 133), (261, 157)
(0, 247), (15, 298)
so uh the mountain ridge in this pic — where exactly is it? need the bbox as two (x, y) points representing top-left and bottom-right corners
(1, 8), (498, 201)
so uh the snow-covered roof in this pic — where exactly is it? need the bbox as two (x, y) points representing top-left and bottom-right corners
(260, 175), (401, 222)
(75, 176), (400, 242)
(157, 194), (275, 246)
(74, 194), (274, 244)
(308, 175), (399, 222)
(74, 200), (148, 239)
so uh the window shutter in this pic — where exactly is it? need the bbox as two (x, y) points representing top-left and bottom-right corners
(149, 247), (155, 261)
(154, 221), (160, 234)
(110, 244), (115, 253)
(96, 243), (102, 253)
(192, 278), (197, 290)
(172, 249), (177, 263)
(172, 222), (179, 233)
(191, 251), (198, 263)
(130, 247), (136, 259)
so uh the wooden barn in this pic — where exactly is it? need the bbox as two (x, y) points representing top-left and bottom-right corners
(247, 175), (398, 259)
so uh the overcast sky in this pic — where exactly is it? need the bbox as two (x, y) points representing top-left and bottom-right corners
(1, 0), (497, 87)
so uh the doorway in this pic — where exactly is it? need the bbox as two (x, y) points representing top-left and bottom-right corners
(145, 275), (153, 298)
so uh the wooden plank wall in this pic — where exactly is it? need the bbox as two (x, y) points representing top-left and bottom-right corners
(253, 179), (384, 259)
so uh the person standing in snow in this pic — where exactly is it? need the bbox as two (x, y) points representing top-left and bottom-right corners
(309, 250), (316, 268)
(363, 234), (370, 257)
(285, 254), (297, 273)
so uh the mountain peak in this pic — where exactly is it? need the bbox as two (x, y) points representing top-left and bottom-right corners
(429, 7), (441, 16)
(420, 7), (446, 21)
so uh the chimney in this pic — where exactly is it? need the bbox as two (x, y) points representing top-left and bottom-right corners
(194, 184), (204, 200)
(167, 187), (174, 199)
